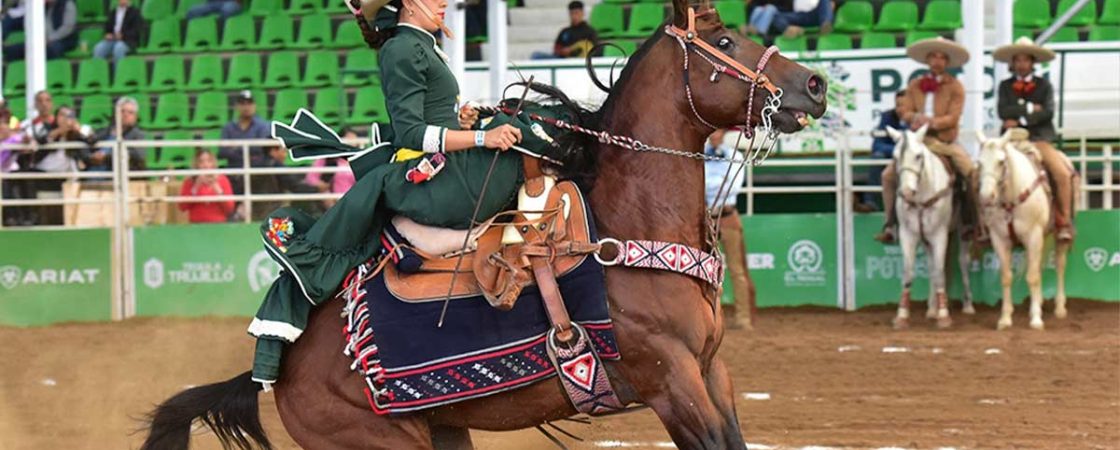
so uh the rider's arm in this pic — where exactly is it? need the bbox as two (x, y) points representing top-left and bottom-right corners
(898, 79), (921, 124)
(996, 79), (1027, 122)
(1022, 79), (1055, 127)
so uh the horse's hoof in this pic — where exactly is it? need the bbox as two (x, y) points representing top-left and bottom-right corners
(1055, 308), (1068, 319)
(893, 317), (910, 330)
(1030, 320), (1045, 331)
(963, 303), (976, 315)
(925, 309), (938, 320)
(997, 319), (1012, 331)
(937, 316), (953, 329)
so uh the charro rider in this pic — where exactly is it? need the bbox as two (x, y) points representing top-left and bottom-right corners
(993, 37), (1075, 242)
(875, 37), (980, 244)
(247, 0), (553, 386)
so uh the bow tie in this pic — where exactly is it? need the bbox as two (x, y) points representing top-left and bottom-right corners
(919, 75), (940, 94)
(1012, 78), (1037, 97)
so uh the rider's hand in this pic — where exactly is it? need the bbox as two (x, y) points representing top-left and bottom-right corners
(1003, 119), (1019, 129)
(458, 104), (479, 129)
(484, 124), (522, 151)
(910, 115), (929, 129)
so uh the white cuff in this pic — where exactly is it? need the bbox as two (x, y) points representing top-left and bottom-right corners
(1019, 117), (1028, 126)
(1026, 102), (1035, 114)
(247, 318), (304, 342)
(423, 125), (446, 154)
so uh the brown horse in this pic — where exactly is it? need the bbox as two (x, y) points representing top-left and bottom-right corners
(141, 1), (826, 448)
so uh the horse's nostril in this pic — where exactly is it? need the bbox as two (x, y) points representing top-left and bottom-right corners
(806, 75), (826, 102)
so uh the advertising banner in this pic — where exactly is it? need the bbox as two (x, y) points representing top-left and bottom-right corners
(133, 224), (280, 317)
(742, 213), (839, 307)
(0, 228), (113, 326)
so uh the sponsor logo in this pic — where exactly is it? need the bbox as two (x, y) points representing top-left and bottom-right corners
(785, 240), (826, 286)
(142, 258), (236, 289)
(748, 253), (775, 270)
(247, 250), (281, 293)
(144, 258), (164, 289)
(0, 265), (101, 290)
(1084, 247), (1119, 272)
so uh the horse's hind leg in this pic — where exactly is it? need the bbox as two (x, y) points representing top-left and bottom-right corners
(1054, 239), (1071, 319)
(957, 230), (976, 315)
(992, 235), (1015, 330)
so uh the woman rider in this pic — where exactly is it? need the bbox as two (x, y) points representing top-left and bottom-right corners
(248, 0), (548, 386)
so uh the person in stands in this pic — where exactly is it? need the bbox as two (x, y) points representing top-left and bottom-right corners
(532, 1), (597, 59)
(303, 128), (359, 210)
(2, 0), (77, 60)
(863, 90), (908, 211)
(92, 0), (142, 65)
(179, 149), (235, 223)
(86, 97), (147, 172)
(185, 0), (243, 24)
(219, 90), (271, 195)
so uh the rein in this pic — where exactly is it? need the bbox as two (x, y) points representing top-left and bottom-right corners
(981, 144), (1049, 239)
(897, 145), (954, 243)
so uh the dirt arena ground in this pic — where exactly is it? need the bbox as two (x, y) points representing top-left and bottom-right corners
(0, 299), (1116, 450)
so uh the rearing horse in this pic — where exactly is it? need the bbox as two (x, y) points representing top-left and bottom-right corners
(888, 125), (973, 330)
(141, 1), (827, 448)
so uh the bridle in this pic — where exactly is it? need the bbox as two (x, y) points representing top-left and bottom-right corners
(665, 7), (785, 165)
(980, 142), (1048, 214)
(896, 138), (953, 211)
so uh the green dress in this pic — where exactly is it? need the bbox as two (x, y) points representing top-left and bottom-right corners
(248, 24), (524, 384)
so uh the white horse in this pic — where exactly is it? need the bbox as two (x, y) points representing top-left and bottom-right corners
(976, 130), (1075, 330)
(888, 125), (974, 330)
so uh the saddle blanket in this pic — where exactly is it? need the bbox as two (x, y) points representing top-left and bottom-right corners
(341, 254), (619, 415)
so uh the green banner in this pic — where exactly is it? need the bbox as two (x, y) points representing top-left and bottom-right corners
(742, 213), (839, 307)
(133, 224), (279, 317)
(0, 228), (113, 325)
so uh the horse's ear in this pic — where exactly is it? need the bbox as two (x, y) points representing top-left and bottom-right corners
(886, 126), (902, 143)
(916, 123), (929, 141)
(974, 130), (988, 145)
(670, 0), (692, 27)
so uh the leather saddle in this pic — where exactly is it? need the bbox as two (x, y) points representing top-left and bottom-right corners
(383, 162), (597, 314)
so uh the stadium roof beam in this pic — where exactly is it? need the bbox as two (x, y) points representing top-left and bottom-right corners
(1037, 0), (1093, 44)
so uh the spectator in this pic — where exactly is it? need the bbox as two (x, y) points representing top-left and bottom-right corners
(531, 1), (597, 59)
(21, 91), (56, 145)
(775, 0), (834, 38)
(8, 101), (84, 225)
(304, 129), (359, 209)
(179, 149), (235, 223)
(92, 0), (142, 65)
(744, 0), (789, 37)
(2, 0), (78, 61)
(86, 97), (147, 172)
(0, 97), (20, 127)
(0, 106), (19, 173)
(1, 0), (26, 39)
(863, 90), (908, 211)
(185, 0), (242, 24)
(704, 129), (753, 330)
(250, 144), (323, 220)
(219, 90), (271, 194)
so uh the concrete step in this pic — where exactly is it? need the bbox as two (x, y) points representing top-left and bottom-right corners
(508, 24), (564, 43)
(522, 0), (591, 10)
(509, 7), (569, 25)
(506, 41), (555, 60)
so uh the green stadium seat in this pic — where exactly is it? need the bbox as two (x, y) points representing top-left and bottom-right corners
(589, 4), (625, 39)
(201, 129), (225, 162)
(272, 89), (309, 122)
(77, 0), (106, 23)
(1057, 0), (1097, 26)
(6, 97), (27, 119)
(1089, 26), (1120, 40)
(131, 94), (152, 126)
(218, 14), (257, 50)
(1049, 27), (1081, 42)
(601, 0), (633, 3)
(78, 94), (113, 129)
(342, 49), (380, 86)
(5, 30), (23, 44)
(1103, 0), (1120, 25)
(224, 54), (263, 90)
(251, 0), (285, 16)
(288, 0), (323, 15)
(602, 40), (638, 57)
(66, 28), (104, 58)
(292, 13), (332, 49)
(713, 1), (746, 30)
(253, 14), (294, 50)
(299, 52), (340, 88)
(905, 30), (940, 46)
(148, 55), (185, 93)
(919, 0), (962, 31)
(323, 0), (349, 13)
(774, 35), (807, 52)
(1014, 0), (1051, 29)
(1014, 27), (1034, 40)
(261, 51), (301, 89)
(311, 88), (345, 126)
(748, 35), (764, 46)
(46, 60), (73, 94)
(833, 1), (873, 33)
(186, 54), (223, 91)
(176, 0), (208, 17)
(142, 0), (176, 20)
(140, 18), (182, 54)
(71, 58), (111, 95)
(149, 93), (191, 130)
(4, 60), (27, 98)
(156, 131), (196, 170)
(346, 88), (388, 125)
(250, 89), (269, 119)
(106, 56), (148, 95)
(873, 1), (918, 32)
(52, 95), (74, 109)
(623, 3), (665, 38)
(190, 91), (230, 128)
(815, 34), (853, 51)
(329, 20), (366, 48)
(182, 16), (220, 52)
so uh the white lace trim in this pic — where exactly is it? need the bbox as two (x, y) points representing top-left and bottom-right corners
(423, 125), (445, 153)
(247, 318), (303, 342)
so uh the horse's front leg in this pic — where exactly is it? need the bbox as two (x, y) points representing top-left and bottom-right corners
(1025, 228), (1046, 330)
(958, 228), (976, 315)
(928, 229), (952, 328)
(1054, 238), (1071, 319)
(991, 233), (1015, 330)
(703, 357), (747, 449)
(894, 218), (917, 330)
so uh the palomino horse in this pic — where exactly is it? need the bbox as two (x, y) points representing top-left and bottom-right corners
(976, 130), (1075, 330)
(888, 125), (973, 330)
(140, 1), (827, 448)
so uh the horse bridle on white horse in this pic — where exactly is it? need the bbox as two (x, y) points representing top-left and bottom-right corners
(980, 142), (1049, 214)
(897, 138), (954, 211)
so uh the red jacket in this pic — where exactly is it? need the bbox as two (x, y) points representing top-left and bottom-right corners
(179, 175), (235, 223)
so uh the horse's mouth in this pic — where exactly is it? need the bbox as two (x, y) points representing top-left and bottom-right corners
(771, 109), (811, 133)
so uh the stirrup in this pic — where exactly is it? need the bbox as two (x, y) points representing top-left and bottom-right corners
(874, 228), (896, 244)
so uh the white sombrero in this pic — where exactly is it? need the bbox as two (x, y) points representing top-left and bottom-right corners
(993, 37), (1056, 63)
(906, 36), (970, 68)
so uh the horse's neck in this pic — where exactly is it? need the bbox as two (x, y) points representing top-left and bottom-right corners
(589, 49), (711, 248)
(1002, 147), (1038, 201)
(916, 148), (949, 194)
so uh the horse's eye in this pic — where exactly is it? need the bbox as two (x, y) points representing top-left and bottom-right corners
(717, 36), (734, 50)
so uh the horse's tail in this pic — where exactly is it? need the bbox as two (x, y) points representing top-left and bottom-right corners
(141, 371), (271, 450)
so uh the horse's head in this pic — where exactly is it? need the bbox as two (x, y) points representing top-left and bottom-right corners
(891, 125), (930, 200)
(657, 0), (827, 134)
(975, 130), (1013, 204)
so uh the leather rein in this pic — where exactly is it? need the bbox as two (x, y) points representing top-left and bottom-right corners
(980, 144), (1048, 240)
